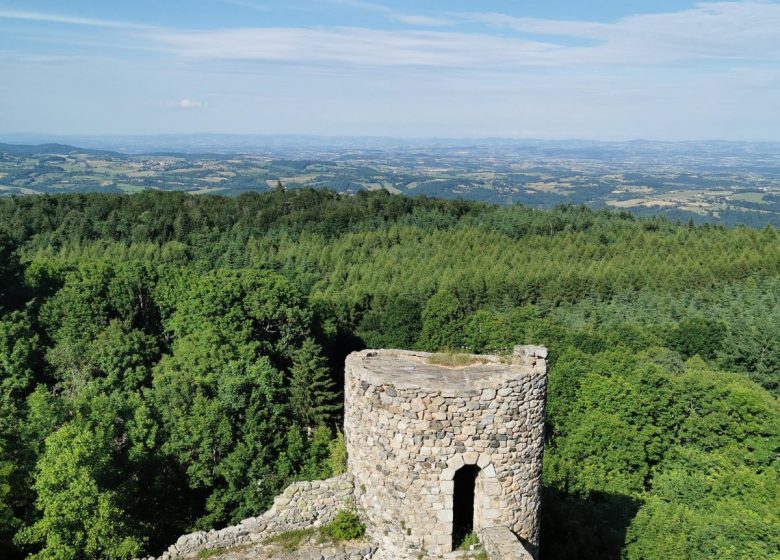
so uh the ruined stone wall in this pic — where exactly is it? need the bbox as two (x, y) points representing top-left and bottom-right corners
(140, 475), (356, 560)
(141, 346), (548, 560)
(481, 526), (535, 560)
(344, 347), (547, 560)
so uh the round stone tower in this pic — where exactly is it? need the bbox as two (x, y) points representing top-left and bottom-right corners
(343, 347), (547, 560)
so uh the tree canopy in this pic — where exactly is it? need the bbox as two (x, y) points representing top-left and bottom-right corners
(0, 190), (777, 559)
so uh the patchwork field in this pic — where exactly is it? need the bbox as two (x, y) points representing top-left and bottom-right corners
(2, 139), (779, 226)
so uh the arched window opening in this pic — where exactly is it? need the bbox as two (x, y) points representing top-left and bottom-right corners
(452, 464), (480, 549)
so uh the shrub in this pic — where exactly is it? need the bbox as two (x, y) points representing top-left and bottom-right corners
(457, 531), (480, 550)
(327, 430), (347, 475)
(320, 511), (366, 542)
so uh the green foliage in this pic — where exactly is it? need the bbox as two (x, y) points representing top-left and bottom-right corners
(461, 307), (534, 354)
(357, 294), (423, 349)
(0, 311), (42, 398)
(15, 423), (144, 560)
(0, 442), (19, 556)
(0, 230), (22, 310)
(419, 290), (464, 351)
(262, 527), (316, 551)
(0, 191), (778, 559)
(163, 268), (310, 365)
(717, 307), (780, 395)
(320, 511), (365, 542)
(148, 269), (340, 528)
(541, 348), (780, 560)
(624, 450), (780, 560)
(327, 430), (347, 476)
(456, 531), (479, 550)
(290, 339), (340, 428)
(153, 343), (288, 526)
(666, 317), (726, 360)
(283, 425), (337, 482)
(38, 262), (161, 393)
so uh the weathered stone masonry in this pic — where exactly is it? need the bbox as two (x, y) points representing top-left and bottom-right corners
(141, 475), (361, 559)
(344, 347), (547, 559)
(142, 345), (547, 560)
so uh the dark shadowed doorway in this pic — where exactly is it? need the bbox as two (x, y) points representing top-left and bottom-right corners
(452, 464), (480, 548)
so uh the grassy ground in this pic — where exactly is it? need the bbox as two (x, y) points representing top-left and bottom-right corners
(427, 352), (488, 367)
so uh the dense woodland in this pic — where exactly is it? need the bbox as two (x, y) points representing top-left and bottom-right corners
(0, 190), (778, 559)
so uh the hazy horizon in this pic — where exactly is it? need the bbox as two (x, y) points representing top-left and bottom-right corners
(3, 132), (780, 146)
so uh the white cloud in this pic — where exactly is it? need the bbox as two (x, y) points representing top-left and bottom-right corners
(152, 27), (561, 68)
(322, 1), (452, 27)
(4, 2), (778, 69)
(0, 9), (153, 30)
(148, 1), (780, 69)
(178, 98), (207, 109)
(389, 14), (453, 27)
(2, 1), (778, 139)
(469, 2), (780, 63)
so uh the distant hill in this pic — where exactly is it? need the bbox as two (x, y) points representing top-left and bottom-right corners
(0, 142), (126, 159)
(1, 139), (779, 227)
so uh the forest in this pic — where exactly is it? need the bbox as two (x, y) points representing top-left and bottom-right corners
(0, 189), (778, 559)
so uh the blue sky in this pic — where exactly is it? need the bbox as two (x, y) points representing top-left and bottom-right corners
(0, 0), (778, 140)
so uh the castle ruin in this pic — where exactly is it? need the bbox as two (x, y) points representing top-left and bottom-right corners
(144, 346), (547, 560)
(345, 347), (548, 559)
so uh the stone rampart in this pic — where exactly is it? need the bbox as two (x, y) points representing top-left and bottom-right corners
(481, 526), (534, 560)
(139, 475), (356, 559)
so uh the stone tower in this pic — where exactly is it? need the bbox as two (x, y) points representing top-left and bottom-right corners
(344, 347), (548, 560)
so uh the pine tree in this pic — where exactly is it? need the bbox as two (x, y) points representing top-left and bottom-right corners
(0, 231), (21, 310)
(289, 339), (340, 429)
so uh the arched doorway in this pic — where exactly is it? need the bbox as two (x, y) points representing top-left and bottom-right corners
(452, 464), (480, 549)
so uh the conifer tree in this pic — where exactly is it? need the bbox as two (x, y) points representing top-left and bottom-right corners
(289, 339), (340, 429)
(0, 231), (21, 310)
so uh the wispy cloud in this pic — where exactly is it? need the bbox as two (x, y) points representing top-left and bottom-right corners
(5, 2), (778, 69)
(2, 1), (778, 139)
(0, 9), (153, 30)
(322, 0), (453, 27)
(389, 14), (453, 27)
(469, 2), (780, 62)
(178, 98), (207, 109)
(147, 1), (780, 69)
(152, 27), (559, 68)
